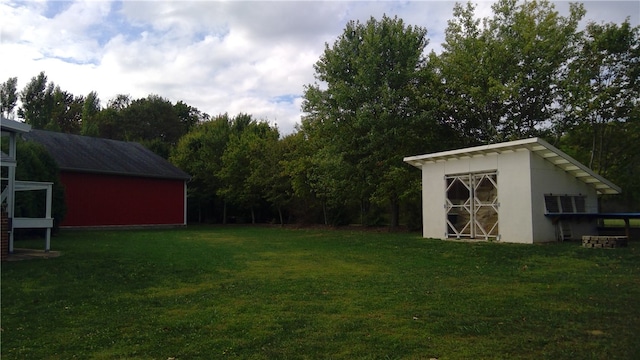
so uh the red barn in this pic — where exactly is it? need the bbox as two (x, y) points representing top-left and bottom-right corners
(24, 130), (190, 228)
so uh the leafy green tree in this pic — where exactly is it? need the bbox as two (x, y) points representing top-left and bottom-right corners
(48, 86), (83, 133)
(91, 107), (121, 140)
(434, 0), (585, 143)
(170, 114), (233, 222)
(302, 14), (437, 227)
(1, 77), (18, 118)
(81, 91), (101, 136)
(217, 119), (279, 224)
(560, 20), (640, 210)
(255, 128), (291, 225)
(107, 94), (131, 111)
(18, 72), (54, 129)
(279, 131), (325, 224)
(119, 95), (183, 145)
(429, 2), (494, 146)
(174, 100), (208, 133)
(17, 73), (83, 133)
(306, 144), (355, 225)
(92, 94), (203, 158)
(561, 20), (640, 169)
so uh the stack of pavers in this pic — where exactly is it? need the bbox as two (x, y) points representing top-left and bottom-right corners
(582, 235), (628, 248)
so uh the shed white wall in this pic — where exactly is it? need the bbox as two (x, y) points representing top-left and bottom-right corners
(420, 150), (535, 243)
(419, 149), (600, 244)
(421, 161), (446, 239)
(529, 152), (598, 242)
(409, 138), (617, 244)
(495, 150), (534, 243)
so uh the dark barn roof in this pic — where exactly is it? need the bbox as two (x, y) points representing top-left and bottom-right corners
(24, 130), (191, 181)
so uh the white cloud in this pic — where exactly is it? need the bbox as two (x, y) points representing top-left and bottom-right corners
(1, 0), (638, 135)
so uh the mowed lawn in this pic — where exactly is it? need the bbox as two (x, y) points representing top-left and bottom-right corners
(2, 226), (639, 359)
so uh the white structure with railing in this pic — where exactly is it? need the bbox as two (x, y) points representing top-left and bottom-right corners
(1, 117), (54, 252)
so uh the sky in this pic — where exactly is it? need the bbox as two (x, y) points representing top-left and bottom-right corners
(1, 1), (639, 135)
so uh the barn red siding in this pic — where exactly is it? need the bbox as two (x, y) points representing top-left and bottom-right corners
(59, 172), (185, 227)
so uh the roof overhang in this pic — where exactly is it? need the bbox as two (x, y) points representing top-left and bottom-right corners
(1, 117), (31, 134)
(404, 137), (621, 195)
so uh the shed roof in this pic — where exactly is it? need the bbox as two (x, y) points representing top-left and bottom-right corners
(24, 130), (191, 181)
(404, 137), (621, 195)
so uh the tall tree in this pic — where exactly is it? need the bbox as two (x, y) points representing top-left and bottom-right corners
(49, 86), (83, 133)
(217, 118), (279, 224)
(119, 95), (182, 145)
(434, 0), (585, 144)
(279, 131), (325, 224)
(430, 2), (495, 146)
(256, 128), (291, 225)
(81, 91), (101, 136)
(561, 20), (640, 170)
(92, 94), (198, 158)
(18, 72), (54, 129)
(1, 77), (18, 118)
(170, 114), (233, 222)
(302, 15), (437, 227)
(560, 20), (640, 210)
(174, 100), (208, 134)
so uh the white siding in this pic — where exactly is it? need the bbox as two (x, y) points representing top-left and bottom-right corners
(496, 150), (533, 243)
(529, 152), (598, 242)
(407, 138), (618, 245)
(422, 161), (446, 239)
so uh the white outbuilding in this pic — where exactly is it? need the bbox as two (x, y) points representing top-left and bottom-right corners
(403, 138), (621, 244)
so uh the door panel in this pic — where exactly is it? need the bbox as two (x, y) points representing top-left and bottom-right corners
(445, 172), (499, 240)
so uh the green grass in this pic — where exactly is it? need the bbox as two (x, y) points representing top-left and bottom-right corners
(603, 218), (640, 227)
(2, 226), (640, 359)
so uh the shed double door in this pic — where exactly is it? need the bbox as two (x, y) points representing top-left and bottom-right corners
(445, 172), (499, 240)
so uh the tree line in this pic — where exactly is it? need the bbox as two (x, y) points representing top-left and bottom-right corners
(2, 0), (639, 227)
(1, 73), (208, 159)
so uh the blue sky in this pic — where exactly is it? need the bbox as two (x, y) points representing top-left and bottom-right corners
(1, 1), (638, 135)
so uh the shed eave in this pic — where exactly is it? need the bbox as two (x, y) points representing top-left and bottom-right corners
(403, 137), (621, 195)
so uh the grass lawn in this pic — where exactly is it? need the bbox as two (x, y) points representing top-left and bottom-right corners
(2, 226), (640, 359)
(603, 218), (640, 227)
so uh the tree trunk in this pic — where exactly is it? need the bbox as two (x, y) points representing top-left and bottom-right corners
(222, 201), (227, 225)
(251, 206), (256, 224)
(322, 201), (328, 225)
(278, 206), (284, 226)
(589, 119), (598, 169)
(389, 199), (400, 230)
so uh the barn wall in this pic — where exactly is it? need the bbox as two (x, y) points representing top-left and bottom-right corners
(59, 172), (186, 227)
(529, 152), (598, 242)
